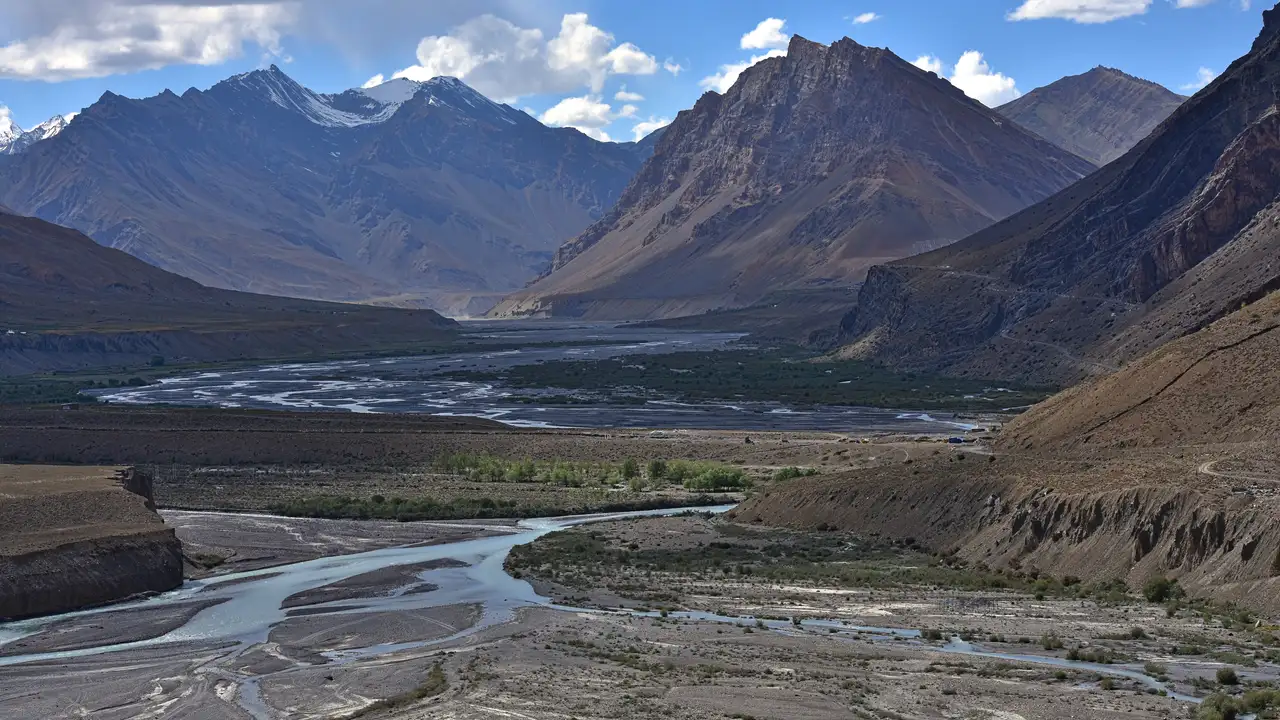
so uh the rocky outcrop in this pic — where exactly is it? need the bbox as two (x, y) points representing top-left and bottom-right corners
(838, 3), (1280, 385)
(493, 35), (1094, 321)
(745, 290), (1280, 613)
(0, 466), (184, 620)
(733, 471), (1280, 613)
(996, 67), (1184, 166)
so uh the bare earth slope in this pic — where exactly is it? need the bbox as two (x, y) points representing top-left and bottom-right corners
(0, 465), (182, 619)
(838, 4), (1280, 385)
(997, 289), (1280, 453)
(0, 209), (456, 375)
(492, 35), (1094, 321)
(738, 290), (1280, 613)
(997, 67), (1185, 166)
(0, 69), (645, 315)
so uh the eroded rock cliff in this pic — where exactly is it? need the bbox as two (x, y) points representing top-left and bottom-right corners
(0, 466), (183, 619)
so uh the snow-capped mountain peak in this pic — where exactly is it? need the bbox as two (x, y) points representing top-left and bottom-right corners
(0, 112), (20, 143)
(358, 77), (422, 106)
(0, 111), (76, 155)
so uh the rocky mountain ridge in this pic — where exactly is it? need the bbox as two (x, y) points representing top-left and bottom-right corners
(492, 35), (1096, 321)
(837, 2), (1280, 385)
(996, 67), (1185, 166)
(0, 208), (456, 375)
(0, 68), (650, 315)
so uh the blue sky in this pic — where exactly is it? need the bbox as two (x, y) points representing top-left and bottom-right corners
(0, 0), (1266, 141)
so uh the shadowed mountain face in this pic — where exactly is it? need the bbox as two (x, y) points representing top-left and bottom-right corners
(0, 208), (456, 375)
(0, 69), (649, 317)
(839, 3), (1280, 386)
(491, 36), (1096, 321)
(997, 67), (1185, 166)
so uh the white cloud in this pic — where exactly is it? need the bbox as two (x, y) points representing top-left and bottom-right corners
(539, 94), (642, 141)
(912, 52), (1020, 106)
(614, 89), (644, 102)
(1181, 66), (1217, 91)
(361, 73), (385, 89)
(699, 48), (786, 93)
(604, 42), (658, 74)
(852, 12), (881, 24)
(631, 116), (670, 141)
(912, 55), (944, 75)
(1174, 0), (1215, 6)
(1008, 0), (1152, 23)
(0, 2), (296, 81)
(394, 12), (658, 102)
(740, 18), (789, 50)
(663, 59), (683, 75)
(541, 95), (613, 128)
(950, 51), (1020, 105)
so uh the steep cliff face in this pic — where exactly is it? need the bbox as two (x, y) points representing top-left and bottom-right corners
(732, 470), (1280, 613)
(996, 67), (1184, 166)
(0, 467), (183, 619)
(492, 35), (1094, 321)
(839, 3), (1280, 385)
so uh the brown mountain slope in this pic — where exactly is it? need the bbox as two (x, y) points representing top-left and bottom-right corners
(0, 70), (645, 316)
(0, 209), (456, 375)
(997, 290), (1280, 453)
(997, 67), (1184, 166)
(839, 3), (1280, 385)
(732, 292), (1280, 613)
(491, 36), (1095, 321)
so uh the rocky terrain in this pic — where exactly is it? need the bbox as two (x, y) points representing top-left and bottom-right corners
(0, 69), (649, 315)
(0, 465), (182, 619)
(838, 3), (1280, 385)
(997, 67), (1185, 166)
(738, 289), (1280, 615)
(0, 113), (73, 156)
(0, 208), (457, 375)
(493, 35), (1095, 321)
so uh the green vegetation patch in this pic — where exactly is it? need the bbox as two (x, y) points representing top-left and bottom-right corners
(443, 349), (1052, 411)
(267, 492), (732, 522)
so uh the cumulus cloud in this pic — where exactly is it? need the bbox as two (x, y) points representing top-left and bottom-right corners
(0, 2), (296, 80)
(393, 12), (658, 102)
(538, 94), (641, 141)
(1008, 0), (1152, 23)
(740, 18), (789, 50)
(699, 49), (786, 93)
(362, 73), (385, 88)
(614, 88), (644, 102)
(663, 59), (683, 75)
(631, 116), (670, 141)
(912, 55), (944, 75)
(912, 51), (1020, 106)
(852, 12), (881, 24)
(1181, 66), (1217, 91)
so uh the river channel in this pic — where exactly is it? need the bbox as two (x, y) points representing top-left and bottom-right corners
(84, 321), (982, 433)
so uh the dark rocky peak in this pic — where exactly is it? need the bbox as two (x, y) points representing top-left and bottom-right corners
(1256, 1), (1280, 51)
(210, 64), (385, 128)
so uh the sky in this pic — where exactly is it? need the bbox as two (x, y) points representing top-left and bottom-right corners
(0, 0), (1267, 142)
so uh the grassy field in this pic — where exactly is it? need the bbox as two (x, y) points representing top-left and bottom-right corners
(444, 349), (1053, 411)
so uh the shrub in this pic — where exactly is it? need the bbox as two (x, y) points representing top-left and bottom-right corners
(622, 458), (639, 480)
(1217, 667), (1239, 685)
(1143, 577), (1182, 603)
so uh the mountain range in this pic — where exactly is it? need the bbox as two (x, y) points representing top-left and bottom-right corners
(0, 113), (74, 156)
(0, 69), (651, 316)
(838, 3), (1280, 385)
(996, 66), (1186, 167)
(492, 36), (1098, 320)
(0, 207), (455, 375)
